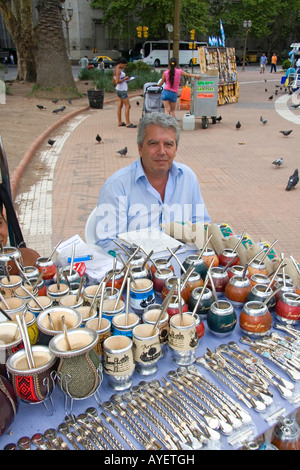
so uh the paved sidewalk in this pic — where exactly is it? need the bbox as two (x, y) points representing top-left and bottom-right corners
(15, 67), (300, 260)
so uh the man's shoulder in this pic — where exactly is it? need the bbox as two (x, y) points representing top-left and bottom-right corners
(173, 161), (197, 178)
(103, 160), (138, 185)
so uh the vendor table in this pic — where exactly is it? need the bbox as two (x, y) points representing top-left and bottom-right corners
(0, 249), (299, 451)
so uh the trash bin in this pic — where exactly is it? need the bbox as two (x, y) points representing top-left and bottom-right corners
(87, 89), (104, 109)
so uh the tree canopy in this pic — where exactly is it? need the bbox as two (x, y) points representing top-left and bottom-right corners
(91, 0), (300, 54)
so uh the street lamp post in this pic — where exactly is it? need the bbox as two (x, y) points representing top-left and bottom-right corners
(242, 20), (252, 71)
(62, 6), (73, 59)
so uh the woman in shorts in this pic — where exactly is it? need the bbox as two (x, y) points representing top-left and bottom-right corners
(113, 58), (136, 128)
(158, 57), (202, 117)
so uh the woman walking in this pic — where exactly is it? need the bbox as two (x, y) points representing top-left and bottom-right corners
(158, 57), (202, 117)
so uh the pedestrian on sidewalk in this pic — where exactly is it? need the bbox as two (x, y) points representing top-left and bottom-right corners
(95, 112), (210, 251)
(97, 57), (105, 72)
(157, 57), (202, 117)
(113, 57), (136, 128)
(260, 53), (267, 73)
(270, 53), (277, 73)
(79, 55), (89, 69)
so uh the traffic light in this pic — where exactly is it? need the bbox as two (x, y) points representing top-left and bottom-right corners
(190, 29), (195, 40)
(143, 26), (148, 38)
(137, 26), (142, 38)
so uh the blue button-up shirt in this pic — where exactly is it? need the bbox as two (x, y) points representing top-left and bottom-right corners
(95, 159), (210, 251)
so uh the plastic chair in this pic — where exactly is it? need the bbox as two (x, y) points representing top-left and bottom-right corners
(84, 207), (97, 244)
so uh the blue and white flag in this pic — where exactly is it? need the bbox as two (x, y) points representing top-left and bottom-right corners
(220, 19), (225, 46)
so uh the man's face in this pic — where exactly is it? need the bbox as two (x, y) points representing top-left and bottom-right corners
(138, 124), (177, 178)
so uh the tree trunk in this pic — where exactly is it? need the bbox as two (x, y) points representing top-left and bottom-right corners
(0, 0), (37, 82)
(36, 0), (76, 89)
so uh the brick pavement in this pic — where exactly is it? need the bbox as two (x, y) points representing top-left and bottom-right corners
(15, 67), (300, 260)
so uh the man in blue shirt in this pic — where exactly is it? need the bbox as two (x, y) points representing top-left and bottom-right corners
(95, 112), (210, 251)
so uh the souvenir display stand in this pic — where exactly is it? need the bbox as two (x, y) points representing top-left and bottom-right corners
(198, 46), (239, 106)
(0, 226), (300, 451)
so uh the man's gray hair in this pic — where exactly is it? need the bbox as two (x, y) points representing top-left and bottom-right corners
(137, 112), (180, 147)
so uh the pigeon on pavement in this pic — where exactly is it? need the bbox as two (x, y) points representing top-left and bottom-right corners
(260, 116), (267, 125)
(53, 106), (66, 113)
(280, 130), (293, 137)
(37, 104), (46, 110)
(117, 146), (128, 156)
(268, 95), (273, 100)
(48, 139), (56, 146)
(96, 134), (102, 144)
(272, 158), (283, 167)
(286, 169), (299, 191)
(236, 121), (241, 130)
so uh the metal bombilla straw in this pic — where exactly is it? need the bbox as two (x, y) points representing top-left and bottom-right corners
(0, 292), (10, 310)
(196, 233), (213, 260)
(21, 286), (45, 311)
(138, 246), (164, 274)
(31, 269), (45, 291)
(290, 255), (300, 277)
(47, 238), (64, 262)
(177, 277), (184, 326)
(56, 266), (61, 291)
(247, 247), (267, 266)
(258, 239), (278, 265)
(15, 314), (35, 369)
(75, 276), (85, 303)
(69, 243), (76, 276)
(111, 257), (116, 295)
(265, 259), (286, 292)
(97, 281), (107, 330)
(113, 266), (130, 310)
(167, 246), (186, 273)
(141, 249), (154, 270)
(150, 283), (176, 336)
(13, 257), (31, 286)
(125, 277), (131, 326)
(166, 244), (182, 262)
(262, 286), (282, 308)
(281, 252), (286, 286)
(191, 259), (214, 317)
(61, 315), (72, 351)
(232, 230), (247, 253)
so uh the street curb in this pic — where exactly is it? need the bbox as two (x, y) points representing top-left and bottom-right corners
(10, 93), (141, 199)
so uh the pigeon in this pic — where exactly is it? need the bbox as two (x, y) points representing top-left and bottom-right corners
(53, 106), (66, 113)
(37, 104), (46, 110)
(216, 116), (222, 121)
(291, 104), (300, 109)
(96, 134), (102, 144)
(117, 146), (128, 156)
(280, 130), (293, 137)
(136, 101), (140, 106)
(260, 116), (267, 125)
(268, 95), (273, 100)
(48, 139), (55, 146)
(68, 99), (72, 105)
(235, 121), (241, 130)
(265, 88), (268, 92)
(52, 99), (58, 104)
(286, 169), (299, 191)
(272, 157), (283, 167)
(275, 90), (278, 95)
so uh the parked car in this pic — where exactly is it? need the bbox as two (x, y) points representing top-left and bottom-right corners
(89, 56), (117, 69)
(236, 56), (251, 66)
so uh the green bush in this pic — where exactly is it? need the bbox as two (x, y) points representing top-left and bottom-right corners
(282, 59), (291, 70)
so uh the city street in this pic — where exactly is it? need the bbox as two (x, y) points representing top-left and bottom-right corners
(5, 64), (300, 262)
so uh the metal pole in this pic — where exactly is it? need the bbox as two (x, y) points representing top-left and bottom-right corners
(242, 28), (248, 71)
(173, 0), (180, 63)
